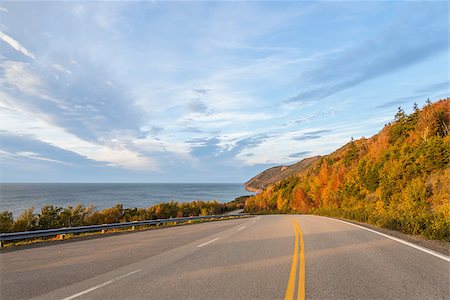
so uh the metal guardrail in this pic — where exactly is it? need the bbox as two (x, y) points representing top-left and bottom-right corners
(0, 214), (246, 245)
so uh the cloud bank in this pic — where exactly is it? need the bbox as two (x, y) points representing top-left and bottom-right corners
(0, 1), (448, 182)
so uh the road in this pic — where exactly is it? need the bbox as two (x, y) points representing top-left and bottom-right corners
(1, 215), (449, 299)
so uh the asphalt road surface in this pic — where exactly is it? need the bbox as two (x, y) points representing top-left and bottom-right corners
(1, 215), (449, 299)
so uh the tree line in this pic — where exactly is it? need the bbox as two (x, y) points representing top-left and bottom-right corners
(0, 197), (247, 233)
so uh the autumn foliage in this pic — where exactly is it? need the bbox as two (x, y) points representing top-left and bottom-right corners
(245, 98), (450, 240)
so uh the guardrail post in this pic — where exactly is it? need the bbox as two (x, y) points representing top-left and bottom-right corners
(0, 241), (3, 248)
(101, 229), (105, 234)
(131, 225), (136, 230)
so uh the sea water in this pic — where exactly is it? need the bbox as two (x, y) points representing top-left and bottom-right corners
(0, 183), (252, 217)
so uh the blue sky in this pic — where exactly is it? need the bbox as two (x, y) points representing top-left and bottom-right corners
(0, 1), (448, 183)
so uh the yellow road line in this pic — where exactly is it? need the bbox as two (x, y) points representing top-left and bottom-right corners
(285, 218), (306, 300)
(285, 219), (299, 300)
(297, 221), (306, 300)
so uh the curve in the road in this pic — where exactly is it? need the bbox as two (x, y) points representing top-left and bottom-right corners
(1, 215), (449, 300)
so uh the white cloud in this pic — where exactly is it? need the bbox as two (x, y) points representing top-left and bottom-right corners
(187, 111), (272, 126)
(0, 6), (8, 12)
(69, 59), (80, 67)
(1, 61), (42, 94)
(0, 149), (72, 166)
(52, 64), (72, 74)
(0, 61), (60, 104)
(18, 151), (73, 165)
(236, 113), (395, 166)
(237, 131), (340, 165)
(0, 1), (446, 181)
(0, 98), (159, 171)
(133, 137), (192, 160)
(0, 31), (35, 59)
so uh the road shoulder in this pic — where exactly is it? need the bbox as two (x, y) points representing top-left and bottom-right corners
(335, 217), (449, 256)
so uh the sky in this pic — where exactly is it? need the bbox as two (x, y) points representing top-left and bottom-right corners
(0, 1), (448, 183)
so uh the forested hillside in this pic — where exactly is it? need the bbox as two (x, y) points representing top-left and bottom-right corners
(244, 156), (320, 192)
(245, 98), (450, 240)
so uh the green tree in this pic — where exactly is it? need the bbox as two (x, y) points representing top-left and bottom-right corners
(395, 106), (406, 121)
(38, 205), (62, 229)
(13, 208), (38, 231)
(343, 138), (357, 167)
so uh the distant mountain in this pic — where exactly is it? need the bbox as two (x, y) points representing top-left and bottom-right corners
(244, 156), (321, 193)
(245, 98), (449, 241)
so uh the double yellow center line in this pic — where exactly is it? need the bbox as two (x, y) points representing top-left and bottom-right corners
(285, 218), (305, 300)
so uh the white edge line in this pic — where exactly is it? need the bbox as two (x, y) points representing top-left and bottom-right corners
(61, 269), (142, 300)
(238, 225), (247, 231)
(333, 218), (450, 262)
(197, 237), (219, 247)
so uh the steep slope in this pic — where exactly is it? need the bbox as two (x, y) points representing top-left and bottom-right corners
(245, 98), (450, 240)
(244, 156), (320, 192)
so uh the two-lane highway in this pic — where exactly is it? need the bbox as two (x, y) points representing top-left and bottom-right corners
(1, 215), (449, 299)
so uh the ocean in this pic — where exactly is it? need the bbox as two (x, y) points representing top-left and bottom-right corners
(0, 183), (253, 217)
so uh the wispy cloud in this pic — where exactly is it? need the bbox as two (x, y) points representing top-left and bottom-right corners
(375, 95), (426, 109)
(415, 81), (449, 94)
(292, 130), (332, 141)
(0, 101), (159, 171)
(286, 4), (448, 104)
(0, 31), (35, 59)
(187, 100), (211, 114)
(374, 80), (449, 109)
(193, 88), (212, 95)
(0, 61), (57, 103)
(288, 151), (311, 158)
(0, 131), (102, 167)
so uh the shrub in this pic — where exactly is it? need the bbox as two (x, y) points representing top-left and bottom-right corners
(0, 211), (14, 233)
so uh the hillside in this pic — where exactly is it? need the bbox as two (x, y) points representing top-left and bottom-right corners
(245, 98), (450, 240)
(244, 156), (321, 192)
